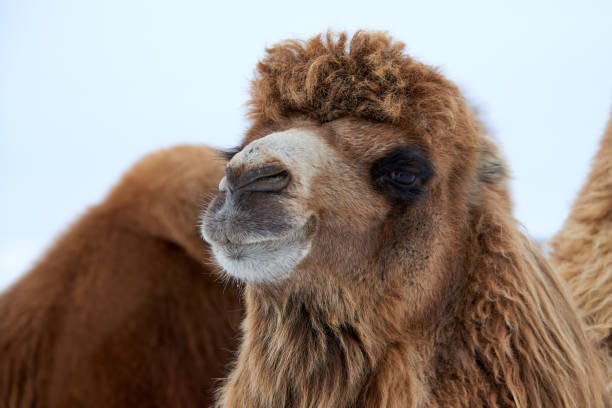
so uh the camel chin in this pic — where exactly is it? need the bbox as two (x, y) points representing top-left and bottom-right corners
(204, 221), (314, 283)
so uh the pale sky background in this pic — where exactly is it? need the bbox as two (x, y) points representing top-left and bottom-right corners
(1, 0), (611, 290)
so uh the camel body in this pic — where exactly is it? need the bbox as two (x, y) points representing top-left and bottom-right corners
(0, 146), (242, 407)
(550, 110), (612, 389)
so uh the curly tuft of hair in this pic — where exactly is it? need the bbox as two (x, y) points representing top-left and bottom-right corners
(248, 31), (461, 133)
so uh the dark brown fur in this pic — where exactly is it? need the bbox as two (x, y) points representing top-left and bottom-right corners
(212, 32), (611, 407)
(0, 146), (242, 407)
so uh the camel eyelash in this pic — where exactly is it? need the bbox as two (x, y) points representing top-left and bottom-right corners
(221, 146), (243, 161)
(370, 148), (434, 202)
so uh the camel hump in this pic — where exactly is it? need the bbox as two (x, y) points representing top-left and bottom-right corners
(0, 144), (240, 406)
(102, 144), (227, 261)
(106, 144), (225, 205)
(549, 108), (612, 364)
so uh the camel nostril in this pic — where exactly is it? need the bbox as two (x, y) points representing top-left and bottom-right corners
(228, 165), (290, 193)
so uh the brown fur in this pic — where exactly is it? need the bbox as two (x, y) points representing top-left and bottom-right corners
(211, 31), (611, 407)
(550, 109), (612, 389)
(0, 146), (242, 407)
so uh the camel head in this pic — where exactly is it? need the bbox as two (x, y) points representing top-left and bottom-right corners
(200, 31), (505, 317)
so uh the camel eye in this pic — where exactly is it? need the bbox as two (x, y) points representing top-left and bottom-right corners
(371, 147), (434, 203)
(388, 171), (416, 186)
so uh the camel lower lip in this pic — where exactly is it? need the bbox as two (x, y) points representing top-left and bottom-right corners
(224, 237), (284, 246)
(209, 216), (316, 263)
(221, 239), (286, 256)
(212, 216), (316, 249)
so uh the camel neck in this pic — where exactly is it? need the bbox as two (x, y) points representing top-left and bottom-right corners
(216, 283), (442, 407)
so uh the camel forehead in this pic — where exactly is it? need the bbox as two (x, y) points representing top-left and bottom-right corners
(327, 119), (431, 158)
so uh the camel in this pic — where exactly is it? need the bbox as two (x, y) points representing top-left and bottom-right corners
(550, 110), (612, 388)
(201, 31), (612, 407)
(0, 146), (242, 407)
(2, 30), (610, 408)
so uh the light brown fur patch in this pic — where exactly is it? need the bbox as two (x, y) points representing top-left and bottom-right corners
(550, 109), (612, 390)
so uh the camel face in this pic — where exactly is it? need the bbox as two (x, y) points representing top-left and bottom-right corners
(201, 117), (449, 294)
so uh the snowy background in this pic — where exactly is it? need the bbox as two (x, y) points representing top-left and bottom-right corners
(1, 0), (612, 290)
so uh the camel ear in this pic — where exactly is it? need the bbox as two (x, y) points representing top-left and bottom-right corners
(476, 136), (509, 185)
(468, 135), (510, 207)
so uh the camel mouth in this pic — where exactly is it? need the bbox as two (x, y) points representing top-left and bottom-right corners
(202, 215), (317, 282)
(221, 218), (312, 247)
(215, 215), (315, 250)
(219, 217), (315, 257)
